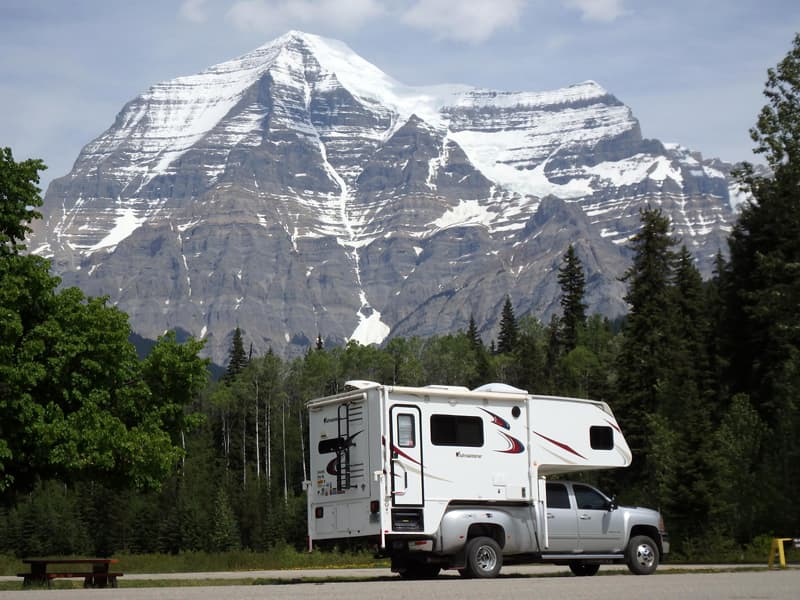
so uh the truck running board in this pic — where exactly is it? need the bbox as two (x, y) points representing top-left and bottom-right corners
(541, 553), (624, 561)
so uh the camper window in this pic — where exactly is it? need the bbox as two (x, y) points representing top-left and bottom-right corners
(430, 415), (484, 447)
(589, 425), (614, 450)
(397, 414), (416, 448)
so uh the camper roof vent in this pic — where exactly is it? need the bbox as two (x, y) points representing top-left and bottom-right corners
(424, 385), (470, 392)
(344, 380), (380, 390)
(473, 383), (528, 394)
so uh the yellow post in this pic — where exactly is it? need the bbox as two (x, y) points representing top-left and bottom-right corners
(768, 538), (792, 569)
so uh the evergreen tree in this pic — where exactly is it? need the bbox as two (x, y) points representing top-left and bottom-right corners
(724, 34), (800, 533)
(543, 314), (563, 393)
(496, 296), (519, 354)
(614, 207), (679, 499)
(467, 315), (481, 350)
(663, 246), (716, 540)
(467, 315), (491, 388)
(514, 316), (546, 393)
(208, 486), (240, 551)
(557, 244), (587, 352)
(224, 327), (248, 382)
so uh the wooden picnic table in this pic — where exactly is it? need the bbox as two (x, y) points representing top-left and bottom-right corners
(18, 557), (123, 588)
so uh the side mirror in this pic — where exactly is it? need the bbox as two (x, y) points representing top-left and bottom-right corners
(608, 495), (618, 511)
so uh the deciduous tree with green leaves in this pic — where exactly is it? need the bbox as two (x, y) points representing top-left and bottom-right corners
(0, 148), (202, 497)
(0, 147), (44, 256)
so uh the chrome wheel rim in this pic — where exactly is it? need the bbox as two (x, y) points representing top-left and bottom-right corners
(635, 543), (655, 568)
(476, 544), (498, 572)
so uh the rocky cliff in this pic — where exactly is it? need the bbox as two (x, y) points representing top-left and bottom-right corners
(30, 31), (739, 363)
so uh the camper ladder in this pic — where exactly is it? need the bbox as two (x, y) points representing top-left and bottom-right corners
(336, 403), (365, 491)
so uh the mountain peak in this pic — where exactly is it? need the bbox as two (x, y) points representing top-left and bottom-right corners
(34, 30), (738, 363)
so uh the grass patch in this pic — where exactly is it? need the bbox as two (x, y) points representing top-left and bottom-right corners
(668, 534), (800, 564)
(0, 545), (387, 577)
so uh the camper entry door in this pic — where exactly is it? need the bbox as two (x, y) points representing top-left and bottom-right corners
(389, 405), (424, 505)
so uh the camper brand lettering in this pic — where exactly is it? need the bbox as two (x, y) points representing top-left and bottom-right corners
(456, 451), (482, 458)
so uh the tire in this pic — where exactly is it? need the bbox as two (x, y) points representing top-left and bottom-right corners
(569, 561), (600, 576)
(465, 536), (503, 578)
(626, 535), (659, 575)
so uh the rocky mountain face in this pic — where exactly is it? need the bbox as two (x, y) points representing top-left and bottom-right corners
(30, 31), (740, 364)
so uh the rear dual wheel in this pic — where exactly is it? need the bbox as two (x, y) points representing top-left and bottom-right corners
(463, 536), (503, 578)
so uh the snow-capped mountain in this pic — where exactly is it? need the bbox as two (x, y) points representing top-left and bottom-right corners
(31, 31), (739, 363)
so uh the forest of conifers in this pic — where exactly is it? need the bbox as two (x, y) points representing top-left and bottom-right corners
(1, 35), (799, 560)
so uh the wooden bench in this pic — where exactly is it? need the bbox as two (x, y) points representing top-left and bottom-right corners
(18, 558), (123, 588)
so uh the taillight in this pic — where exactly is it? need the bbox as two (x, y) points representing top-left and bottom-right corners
(315, 506), (324, 519)
(370, 500), (380, 514)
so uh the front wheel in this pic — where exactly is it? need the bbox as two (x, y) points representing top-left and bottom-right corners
(465, 536), (503, 578)
(569, 561), (600, 576)
(626, 535), (659, 575)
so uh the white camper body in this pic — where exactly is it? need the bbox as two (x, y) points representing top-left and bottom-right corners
(306, 381), (635, 573)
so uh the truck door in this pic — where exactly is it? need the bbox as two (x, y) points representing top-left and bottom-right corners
(389, 405), (423, 506)
(573, 483), (624, 552)
(545, 482), (580, 552)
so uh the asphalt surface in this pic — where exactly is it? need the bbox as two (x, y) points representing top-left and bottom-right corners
(1, 564), (798, 599)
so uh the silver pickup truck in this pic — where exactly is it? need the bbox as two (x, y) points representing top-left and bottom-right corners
(394, 481), (670, 579)
(537, 480), (670, 576)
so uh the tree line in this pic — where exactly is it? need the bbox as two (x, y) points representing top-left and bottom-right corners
(1, 34), (799, 559)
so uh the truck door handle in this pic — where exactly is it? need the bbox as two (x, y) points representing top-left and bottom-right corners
(547, 513), (555, 519)
(579, 514), (591, 520)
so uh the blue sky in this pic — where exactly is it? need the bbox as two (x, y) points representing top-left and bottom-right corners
(1, 0), (797, 194)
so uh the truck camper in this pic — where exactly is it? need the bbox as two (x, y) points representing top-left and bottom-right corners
(306, 381), (668, 578)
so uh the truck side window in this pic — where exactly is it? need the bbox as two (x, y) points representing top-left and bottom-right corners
(574, 484), (608, 510)
(397, 414), (416, 448)
(430, 415), (484, 447)
(546, 483), (571, 509)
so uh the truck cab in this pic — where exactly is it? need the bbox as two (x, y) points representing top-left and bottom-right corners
(542, 481), (669, 576)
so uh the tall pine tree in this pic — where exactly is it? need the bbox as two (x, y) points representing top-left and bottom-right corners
(557, 244), (587, 352)
(724, 33), (800, 533)
(466, 315), (490, 388)
(224, 327), (248, 383)
(496, 296), (518, 354)
(614, 207), (679, 502)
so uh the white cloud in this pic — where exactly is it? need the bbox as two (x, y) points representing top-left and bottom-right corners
(179, 0), (211, 23)
(226, 0), (385, 33)
(401, 0), (527, 43)
(563, 0), (627, 22)
(221, 0), (528, 43)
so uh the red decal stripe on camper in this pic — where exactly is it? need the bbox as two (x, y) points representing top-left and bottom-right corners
(392, 445), (421, 465)
(605, 419), (622, 433)
(498, 432), (525, 454)
(479, 408), (510, 430)
(534, 431), (587, 460)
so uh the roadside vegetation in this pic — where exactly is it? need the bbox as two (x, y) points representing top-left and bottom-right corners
(1, 35), (799, 568)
